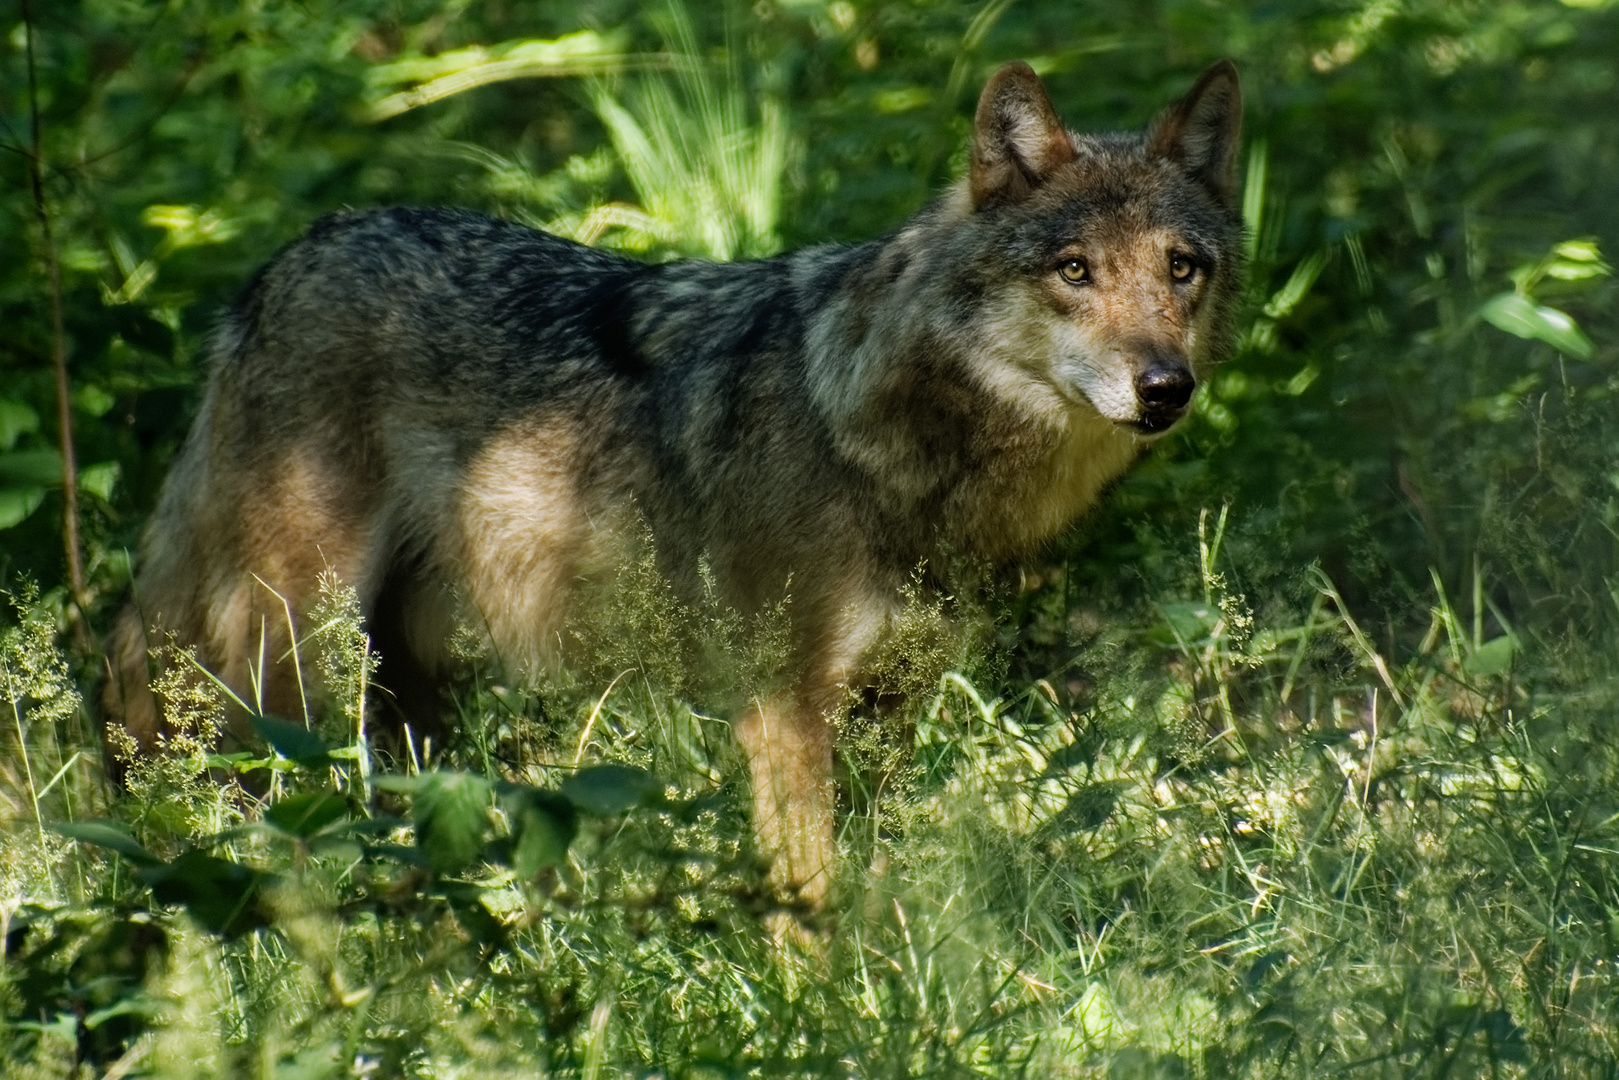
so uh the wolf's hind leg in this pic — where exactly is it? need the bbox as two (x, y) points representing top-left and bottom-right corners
(200, 445), (382, 743)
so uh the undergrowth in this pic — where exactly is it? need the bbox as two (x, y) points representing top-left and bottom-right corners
(4, 489), (1618, 1078)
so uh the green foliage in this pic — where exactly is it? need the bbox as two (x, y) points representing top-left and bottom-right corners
(4, 0), (1619, 1074)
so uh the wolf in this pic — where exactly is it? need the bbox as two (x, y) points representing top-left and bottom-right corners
(106, 60), (1243, 905)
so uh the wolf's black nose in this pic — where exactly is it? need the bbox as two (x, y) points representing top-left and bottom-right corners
(1136, 364), (1195, 410)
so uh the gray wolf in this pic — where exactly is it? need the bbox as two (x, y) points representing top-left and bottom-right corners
(106, 60), (1243, 904)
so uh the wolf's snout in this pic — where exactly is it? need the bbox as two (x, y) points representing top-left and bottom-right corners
(1135, 363), (1196, 412)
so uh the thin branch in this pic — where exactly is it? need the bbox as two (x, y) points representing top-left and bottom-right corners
(22, 0), (90, 648)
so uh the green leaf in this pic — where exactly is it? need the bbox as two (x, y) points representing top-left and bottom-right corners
(1479, 293), (1594, 358)
(306, 837), (363, 863)
(1553, 239), (1606, 264)
(561, 764), (661, 816)
(502, 787), (577, 877)
(53, 820), (161, 867)
(0, 398), (39, 451)
(205, 751), (281, 774)
(78, 461), (120, 501)
(0, 448), (63, 486)
(412, 772), (492, 874)
(1466, 635), (1516, 677)
(82, 995), (160, 1031)
(269, 1044), (343, 1080)
(1155, 601), (1221, 646)
(440, 883), (507, 946)
(251, 714), (332, 767)
(1544, 239), (1612, 281)
(264, 792), (349, 838)
(72, 385), (116, 418)
(0, 486), (45, 530)
(140, 852), (272, 937)
(11, 1013), (78, 1045)
(139, 204), (241, 249)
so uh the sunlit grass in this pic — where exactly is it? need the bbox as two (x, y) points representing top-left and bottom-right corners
(4, 504), (1618, 1077)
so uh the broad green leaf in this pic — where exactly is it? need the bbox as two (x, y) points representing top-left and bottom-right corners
(0, 448), (63, 486)
(1544, 261), (1611, 281)
(10, 1013), (78, 1045)
(140, 852), (272, 937)
(1467, 635), (1516, 676)
(1545, 239), (1611, 280)
(561, 764), (661, 816)
(306, 837), (363, 863)
(0, 398), (39, 450)
(251, 714), (331, 767)
(79, 461), (119, 501)
(0, 486), (45, 530)
(268, 1044), (343, 1080)
(441, 883), (507, 945)
(54, 820), (161, 866)
(1156, 601), (1221, 646)
(205, 751), (278, 773)
(71, 385), (115, 418)
(503, 788), (577, 877)
(264, 792), (349, 838)
(412, 771), (492, 874)
(1552, 239), (1606, 264)
(873, 86), (930, 114)
(1479, 293), (1594, 358)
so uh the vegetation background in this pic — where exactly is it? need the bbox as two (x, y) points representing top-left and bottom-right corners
(2, 0), (1619, 1075)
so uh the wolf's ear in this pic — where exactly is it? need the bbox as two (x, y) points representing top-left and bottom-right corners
(1148, 60), (1243, 206)
(971, 62), (1076, 209)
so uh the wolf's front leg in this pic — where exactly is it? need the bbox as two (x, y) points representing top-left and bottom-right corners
(735, 693), (838, 912)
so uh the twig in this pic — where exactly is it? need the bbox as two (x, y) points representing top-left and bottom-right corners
(22, 0), (90, 647)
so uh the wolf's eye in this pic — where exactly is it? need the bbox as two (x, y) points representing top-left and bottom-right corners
(1058, 259), (1089, 284)
(1169, 255), (1197, 281)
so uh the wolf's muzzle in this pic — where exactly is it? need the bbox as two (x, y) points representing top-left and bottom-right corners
(1133, 360), (1195, 433)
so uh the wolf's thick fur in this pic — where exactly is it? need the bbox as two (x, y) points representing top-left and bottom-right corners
(106, 62), (1242, 901)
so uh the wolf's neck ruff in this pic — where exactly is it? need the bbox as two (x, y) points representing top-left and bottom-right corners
(106, 60), (1244, 914)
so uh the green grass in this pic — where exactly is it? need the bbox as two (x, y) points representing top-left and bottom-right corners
(5, 499), (1619, 1077)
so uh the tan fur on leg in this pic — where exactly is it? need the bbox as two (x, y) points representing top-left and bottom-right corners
(736, 695), (837, 909)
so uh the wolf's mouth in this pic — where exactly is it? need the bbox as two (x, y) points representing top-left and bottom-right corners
(1129, 409), (1187, 435)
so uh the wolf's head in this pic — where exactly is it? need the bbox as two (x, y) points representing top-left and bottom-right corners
(962, 60), (1244, 435)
